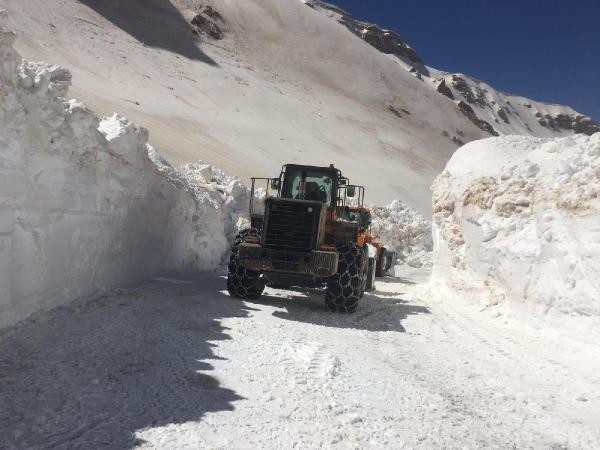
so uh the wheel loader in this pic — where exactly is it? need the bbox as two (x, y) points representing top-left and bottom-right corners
(227, 164), (396, 312)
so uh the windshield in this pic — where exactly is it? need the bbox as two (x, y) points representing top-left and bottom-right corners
(281, 168), (335, 206)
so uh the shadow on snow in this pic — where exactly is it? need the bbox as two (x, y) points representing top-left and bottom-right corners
(0, 275), (250, 449)
(241, 277), (430, 333)
(77, 0), (219, 65)
(0, 273), (430, 448)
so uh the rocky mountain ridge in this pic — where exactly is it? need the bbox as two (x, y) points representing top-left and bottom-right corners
(301, 0), (599, 139)
(303, 0), (423, 66)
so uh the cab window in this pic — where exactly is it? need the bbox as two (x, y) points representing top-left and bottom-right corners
(281, 169), (334, 206)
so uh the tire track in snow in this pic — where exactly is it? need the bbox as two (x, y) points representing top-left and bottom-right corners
(439, 301), (599, 387)
(408, 298), (600, 448)
(277, 337), (363, 446)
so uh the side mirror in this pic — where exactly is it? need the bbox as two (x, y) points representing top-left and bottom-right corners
(339, 179), (348, 186)
(270, 178), (281, 190)
(346, 186), (356, 198)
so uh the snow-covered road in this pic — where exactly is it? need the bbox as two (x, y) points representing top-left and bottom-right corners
(1, 269), (599, 449)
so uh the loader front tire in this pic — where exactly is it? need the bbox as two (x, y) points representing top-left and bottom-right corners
(227, 229), (265, 300)
(325, 242), (365, 313)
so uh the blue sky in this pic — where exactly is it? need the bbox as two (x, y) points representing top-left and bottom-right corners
(328, 0), (600, 121)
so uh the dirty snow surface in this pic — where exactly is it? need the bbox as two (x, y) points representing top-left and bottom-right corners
(431, 134), (600, 340)
(2, 268), (599, 449)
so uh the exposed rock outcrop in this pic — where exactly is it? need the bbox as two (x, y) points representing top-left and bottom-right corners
(450, 75), (488, 107)
(456, 101), (499, 136)
(452, 136), (465, 146)
(358, 24), (422, 64)
(494, 104), (510, 124)
(537, 112), (600, 136)
(435, 79), (454, 100)
(191, 5), (225, 39)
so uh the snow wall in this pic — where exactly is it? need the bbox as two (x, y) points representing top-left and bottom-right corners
(0, 23), (247, 328)
(431, 134), (600, 339)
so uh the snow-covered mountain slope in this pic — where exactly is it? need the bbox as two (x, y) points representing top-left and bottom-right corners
(0, 0), (597, 213)
(431, 134), (600, 341)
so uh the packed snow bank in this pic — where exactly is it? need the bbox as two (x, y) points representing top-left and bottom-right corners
(371, 200), (433, 268)
(181, 161), (251, 240)
(431, 134), (600, 338)
(0, 24), (246, 328)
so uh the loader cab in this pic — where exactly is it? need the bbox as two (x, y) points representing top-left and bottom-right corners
(249, 164), (339, 230)
(278, 164), (339, 208)
(249, 164), (353, 230)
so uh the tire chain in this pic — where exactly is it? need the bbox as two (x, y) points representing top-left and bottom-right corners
(325, 242), (365, 313)
(227, 229), (265, 299)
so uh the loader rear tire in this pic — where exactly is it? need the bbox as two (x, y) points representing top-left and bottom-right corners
(325, 243), (365, 313)
(385, 251), (397, 277)
(359, 249), (368, 298)
(365, 257), (376, 291)
(227, 229), (265, 300)
(376, 247), (387, 277)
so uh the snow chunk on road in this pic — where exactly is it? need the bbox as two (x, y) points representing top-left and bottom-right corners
(0, 26), (246, 328)
(431, 134), (600, 339)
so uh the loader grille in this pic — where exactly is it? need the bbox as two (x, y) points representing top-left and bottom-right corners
(263, 198), (321, 252)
